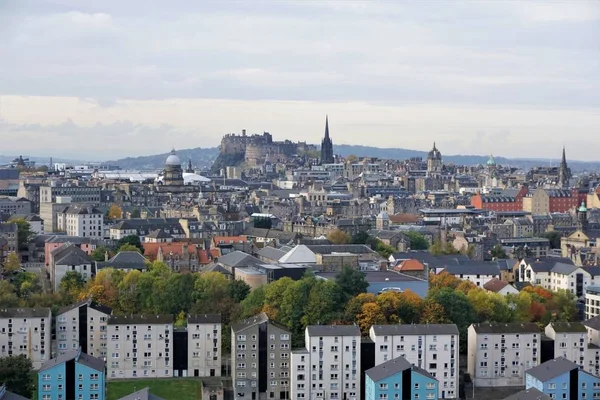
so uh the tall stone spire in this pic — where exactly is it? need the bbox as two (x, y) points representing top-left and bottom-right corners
(320, 115), (334, 164)
(558, 146), (571, 188)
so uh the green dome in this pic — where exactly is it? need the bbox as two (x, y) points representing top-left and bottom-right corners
(579, 201), (587, 212)
(487, 155), (496, 166)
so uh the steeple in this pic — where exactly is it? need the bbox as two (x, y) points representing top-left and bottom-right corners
(320, 115), (334, 165)
(325, 115), (330, 139)
(558, 146), (571, 188)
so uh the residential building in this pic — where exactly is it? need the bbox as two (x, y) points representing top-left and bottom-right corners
(116, 387), (166, 400)
(365, 356), (438, 400)
(187, 314), (222, 377)
(49, 243), (95, 292)
(57, 204), (104, 238)
(39, 185), (101, 205)
(585, 286), (600, 320)
(438, 262), (501, 287)
(106, 314), (174, 379)
(483, 278), (519, 296)
(291, 325), (361, 400)
(548, 264), (600, 299)
(231, 312), (291, 400)
(369, 324), (459, 399)
(38, 349), (105, 400)
(24, 215), (44, 235)
(0, 308), (51, 369)
(56, 299), (112, 358)
(501, 388), (551, 400)
(467, 323), (540, 387)
(96, 251), (148, 273)
(525, 357), (600, 400)
(583, 316), (600, 376)
(0, 197), (32, 216)
(543, 322), (587, 370)
(0, 383), (29, 400)
(0, 223), (18, 253)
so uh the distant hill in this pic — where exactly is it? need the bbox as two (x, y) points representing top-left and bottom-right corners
(106, 147), (220, 170)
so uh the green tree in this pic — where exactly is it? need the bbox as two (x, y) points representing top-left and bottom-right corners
(175, 311), (187, 328)
(279, 278), (314, 347)
(12, 272), (41, 298)
(327, 229), (351, 244)
(162, 273), (196, 315)
(336, 266), (369, 300)
(396, 289), (424, 324)
(91, 246), (112, 262)
(429, 287), (477, 351)
(0, 281), (19, 308)
(4, 253), (21, 273)
(263, 277), (295, 319)
(192, 272), (230, 312)
(130, 208), (141, 218)
(228, 279), (251, 303)
(490, 244), (508, 259)
(59, 271), (85, 305)
(302, 280), (344, 326)
(404, 231), (429, 250)
(117, 243), (142, 253)
(0, 355), (34, 398)
(540, 231), (562, 249)
(375, 241), (397, 258)
(118, 270), (143, 314)
(240, 286), (267, 318)
(10, 219), (35, 250)
(351, 231), (380, 250)
(117, 235), (144, 253)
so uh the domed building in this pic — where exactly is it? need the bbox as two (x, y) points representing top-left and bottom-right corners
(163, 149), (184, 186)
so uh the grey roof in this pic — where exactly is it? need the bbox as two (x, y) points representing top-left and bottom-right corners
(441, 262), (501, 276)
(0, 387), (30, 400)
(306, 325), (361, 337)
(116, 387), (165, 400)
(188, 314), (221, 324)
(551, 262), (579, 275)
(61, 204), (102, 215)
(218, 250), (261, 268)
(583, 315), (600, 331)
(108, 314), (173, 325)
(53, 244), (93, 266)
(243, 227), (297, 242)
(145, 229), (173, 239)
(526, 357), (578, 382)
(39, 350), (105, 373)
(98, 251), (147, 270)
(471, 323), (540, 334)
(230, 312), (292, 334)
(367, 229), (407, 240)
(57, 299), (112, 317)
(372, 324), (459, 336)
(547, 322), (587, 333)
(256, 246), (287, 261)
(23, 215), (42, 222)
(0, 308), (51, 318)
(502, 388), (551, 400)
(365, 356), (412, 381)
(306, 244), (376, 255)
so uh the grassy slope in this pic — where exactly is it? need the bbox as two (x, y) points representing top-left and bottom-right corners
(107, 378), (202, 400)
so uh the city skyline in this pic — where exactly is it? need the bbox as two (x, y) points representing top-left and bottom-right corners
(1, 1), (599, 160)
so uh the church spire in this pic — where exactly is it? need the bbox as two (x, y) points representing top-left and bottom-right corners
(562, 146), (566, 164)
(320, 115), (334, 165)
(324, 115), (330, 139)
(558, 146), (570, 188)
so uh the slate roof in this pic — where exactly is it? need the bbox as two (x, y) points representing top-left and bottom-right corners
(256, 246), (287, 261)
(551, 262), (579, 275)
(583, 315), (600, 331)
(279, 245), (317, 264)
(547, 322), (587, 333)
(39, 350), (105, 373)
(145, 229), (173, 240)
(526, 357), (578, 382)
(98, 251), (148, 270)
(107, 314), (173, 325)
(218, 251), (262, 268)
(525, 257), (573, 273)
(0, 308), (51, 318)
(243, 227), (298, 243)
(0, 387), (30, 400)
(52, 243), (93, 266)
(365, 356), (412, 381)
(61, 204), (102, 215)
(306, 244), (376, 255)
(188, 314), (221, 324)
(116, 387), (165, 400)
(502, 388), (551, 400)
(57, 299), (112, 317)
(231, 312), (269, 333)
(372, 324), (459, 336)
(306, 325), (361, 337)
(471, 323), (539, 334)
(441, 262), (500, 276)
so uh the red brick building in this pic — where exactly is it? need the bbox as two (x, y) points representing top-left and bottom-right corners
(471, 186), (528, 212)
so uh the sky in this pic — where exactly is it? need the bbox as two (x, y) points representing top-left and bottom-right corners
(0, 0), (599, 161)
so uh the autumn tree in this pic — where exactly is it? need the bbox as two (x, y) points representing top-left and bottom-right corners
(456, 280), (477, 295)
(107, 204), (123, 220)
(0, 281), (19, 308)
(376, 291), (401, 323)
(396, 289), (424, 324)
(343, 293), (377, 323)
(336, 266), (368, 300)
(327, 229), (351, 244)
(175, 311), (187, 328)
(59, 271), (85, 305)
(429, 271), (461, 291)
(0, 355), (34, 398)
(420, 300), (448, 324)
(4, 253), (21, 273)
(357, 302), (386, 335)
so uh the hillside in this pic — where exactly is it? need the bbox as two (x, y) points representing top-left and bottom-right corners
(106, 147), (220, 170)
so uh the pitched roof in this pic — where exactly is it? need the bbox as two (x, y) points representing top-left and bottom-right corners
(279, 245), (317, 264)
(61, 204), (102, 215)
(52, 244), (93, 266)
(470, 322), (539, 334)
(584, 315), (600, 331)
(441, 262), (500, 276)
(0, 308), (51, 318)
(143, 242), (219, 264)
(0, 385), (31, 400)
(145, 229), (173, 240)
(231, 312), (269, 333)
(212, 236), (248, 246)
(306, 244), (376, 255)
(372, 324), (459, 336)
(483, 277), (509, 292)
(396, 259), (425, 272)
(526, 357), (578, 382)
(547, 321), (587, 333)
(365, 356), (412, 382)
(306, 325), (361, 337)
(218, 251), (261, 268)
(502, 388), (551, 400)
(116, 387), (165, 400)
(98, 251), (147, 270)
(551, 262), (579, 275)
(39, 350), (105, 373)
(256, 246), (287, 261)
(107, 314), (173, 325)
(188, 314), (221, 324)
(58, 299), (112, 317)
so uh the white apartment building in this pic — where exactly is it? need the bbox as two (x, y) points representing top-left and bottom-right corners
(439, 264), (500, 287)
(231, 313), (292, 400)
(56, 299), (112, 358)
(291, 325), (361, 400)
(187, 314), (222, 378)
(57, 204), (104, 238)
(369, 324), (459, 399)
(106, 314), (174, 379)
(544, 322), (588, 372)
(467, 323), (540, 387)
(549, 264), (600, 299)
(585, 286), (600, 320)
(49, 244), (95, 292)
(584, 315), (600, 376)
(0, 308), (51, 369)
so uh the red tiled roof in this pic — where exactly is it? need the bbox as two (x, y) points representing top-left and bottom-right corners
(395, 259), (425, 272)
(143, 242), (220, 264)
(483, 277), (509, 292)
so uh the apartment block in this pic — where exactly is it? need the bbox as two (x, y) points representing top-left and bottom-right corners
(365, 356), (439, 400)
(525, 357), (600, 400)
(585, 286), (600, 320)
(0, 308), (51, 369)
(369, 324), (459, 399)
(56, 299), (112, 358)
(106, 314), (173, 379)
(291, 325), (361, 400)
(38, 349), (105, 400)
(544, 322), (587, 370)
(187, 314), (222, 377)
(231, 312), (291, 400)
(468, 323), (540, 387)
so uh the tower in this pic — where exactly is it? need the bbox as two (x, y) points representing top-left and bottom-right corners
(320, 116), (334, 164)
(427, 142), (442, 177)
(558, 146), (571, 188)
(185, 158), (194, 173)
(376, 212), (389, 230)
(578, 201), (588, 231)
(163, 149), (184, 186)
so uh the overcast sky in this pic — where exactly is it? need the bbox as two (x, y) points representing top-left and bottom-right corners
(1, 0), (599, 161)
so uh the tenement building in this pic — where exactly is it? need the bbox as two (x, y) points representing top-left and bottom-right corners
(231, 313), (291, 400)
(291, 325), (361, 400)
(369, 324), (459, 399)
(106, 314), (174, 379)
(187, 314), (222, 378)
(0, 308), (51, 369)
(56, 299), (112, 358)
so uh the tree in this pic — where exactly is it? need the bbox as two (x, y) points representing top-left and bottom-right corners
(429, 271), (461, 291)
(375, 241), (396, 258)
(118, 269), (143, 315)
(404, 231), (429, 250)
(429, 240), (460, 256)
(12, 272), (41, 298)
(429, 287), (477, 350)
(117, 235), (144, 253)
(357, 302), (386, 335)
(175, 311), (187, 328)
(490, 244), (508, 259)
(343, 293), (376, 323)
(91, 246), (112, 262)
(4, 253), (20, 273)
(302, 280), (344, 326)
(351, 231), (380, 250)
(229, 279), (251, 303)
(11, 219), (35, 250)
(117, 243), (142, 253)
(540, 231), (562, 249)
(59, 271), (85, 305)
(279, 278), (313, 344)
(130, 208), (141, 218)
(107, 204), (123, 220)
(192, 272), (230, 310)
(0, 281), (19, 308)
(0, 355), (34, 398)
(376, 291), (401, 323)
(327, 229), (351, 244)
(420, 300), (448, 324)
(396, 289), (424, 324)
(336, 266), (369, 300)
(346, 154), (359, 163)
(240, 286), (267, 318)
(263, 277), (295, 318)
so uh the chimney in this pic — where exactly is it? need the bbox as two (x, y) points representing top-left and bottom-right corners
(104, 251), (109, 261)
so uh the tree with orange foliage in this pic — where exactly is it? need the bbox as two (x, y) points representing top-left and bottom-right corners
(357, 302), (386, 335)
(529, 302), (547, 322)
(429, 271), (461, 291)
(456, 280), (477, 295)
(523, 286), (553, 301)
(261, 304), (279, 320)
(420, 300), (448, 324)
(376, 292), (401, 323)
(343, 293), (377, 323)
(396, 289), (424, 324)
